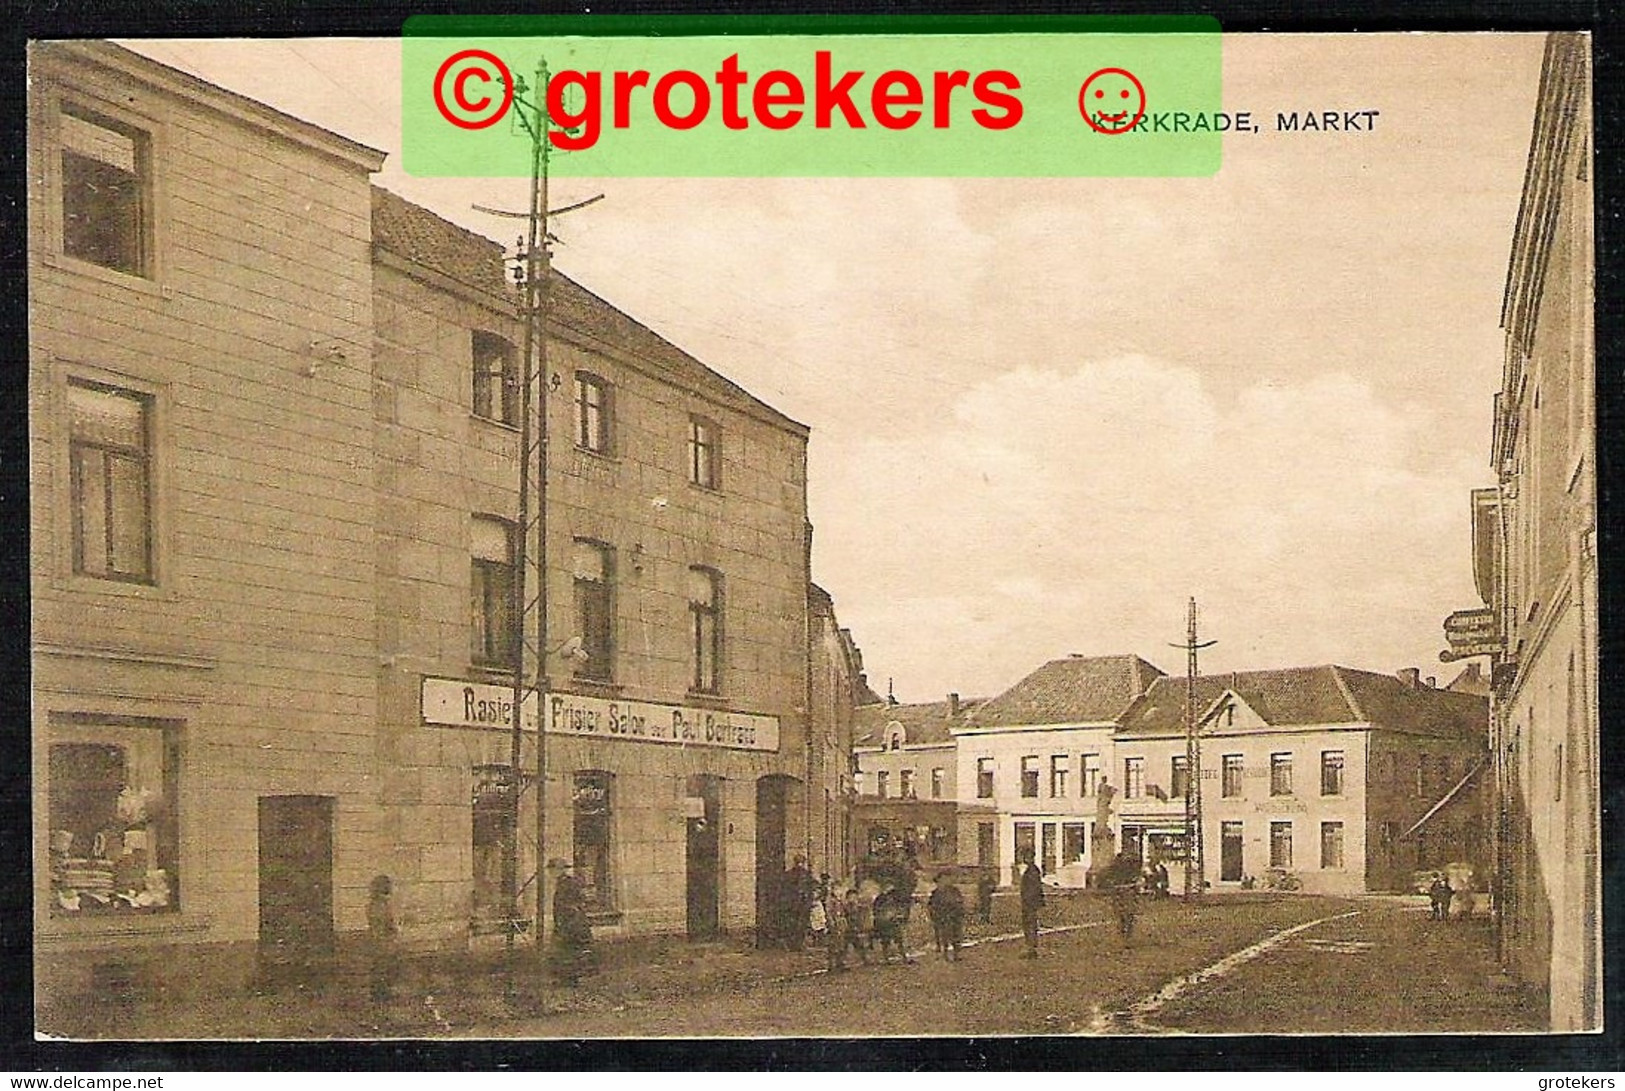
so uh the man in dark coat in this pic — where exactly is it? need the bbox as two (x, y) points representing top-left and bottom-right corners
(927, 872), (966, 961)
(1106, 851), (1142, 942)
(549, 859), (594, 985)
(1019, 853), (1044, 959)
(784, 855), (814, 951)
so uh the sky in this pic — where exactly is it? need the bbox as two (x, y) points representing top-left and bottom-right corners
(124, 33), (1548, 704)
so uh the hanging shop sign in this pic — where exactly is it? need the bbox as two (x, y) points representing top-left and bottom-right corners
(421, 677), (779, 752)
(1440, 608), (1503, 662)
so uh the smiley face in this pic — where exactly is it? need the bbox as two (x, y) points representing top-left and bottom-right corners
(1078, 67), (1147, 135)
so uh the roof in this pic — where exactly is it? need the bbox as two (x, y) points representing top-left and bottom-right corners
(1116, 665), (1489, 742)
(968, 655), (1165, 729)
(370, 187), (808, 437)
(855, 698), (985, 747)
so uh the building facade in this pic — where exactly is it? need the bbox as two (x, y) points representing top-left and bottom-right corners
(1114, 667), (1490, 896)
(951, 655), (1165, 887)
(1472, 31), (1598, 1032)
(851, 694), (979, 871)
(30, 41), (388, 1002)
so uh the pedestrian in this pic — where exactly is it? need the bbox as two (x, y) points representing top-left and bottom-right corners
(841, 884), (871, 966)
(976, 870), (995, 925)
(1019, 851), (1044, 959)
(1107, 851), (1140, 942)
(809, 881), (830, 948)
(872, 882), (913, 964)
(1153, 861), (1170, 898)
(549, 858), (594, 985)
(366, 874), (398, 1004)
(784, 855), (814, 951)
(1428, 874), (1452, 921)
(826, 885), (852, 971)
(927, 872), (966, 961)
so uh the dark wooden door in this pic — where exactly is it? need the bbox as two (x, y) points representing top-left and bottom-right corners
(754, 776), (791, 945)
(1221, 822), (1244, 882)
(686, 776), (722, 938)
(258, 795), (335, 972)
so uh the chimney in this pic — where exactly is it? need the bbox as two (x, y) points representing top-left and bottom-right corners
(1425, 676), (1437, 689)
(1397, 667), (1421, 690)
(948, 693), (961, 719)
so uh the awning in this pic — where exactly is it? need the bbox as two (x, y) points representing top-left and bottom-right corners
(1399, 758), (1486, 841)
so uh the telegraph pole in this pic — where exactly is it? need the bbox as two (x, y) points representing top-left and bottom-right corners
(1172, 598), (1216, 897)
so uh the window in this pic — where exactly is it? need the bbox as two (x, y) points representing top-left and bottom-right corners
(687, 566), (722, 694)
(1123, 757), (1145, 800)
(875, 771), (889, 799)
(1020, 756), (1040, 798)
(470, 517), (515, 666)
(976, 757), (994, 799)
(688, 416), (720, 489)
(68, 381), (154, 582)
(1270, 752), (1293, 797)
(1171, 755), (1190, 801)
(977, 822), (996, 867)
(930, 767), (945, 799)
(572, 540), (614, 681)
(60, 104), (150, 277)
(48, 717), (179, 915)
(1049, 755), (1069, 797)
(1222, 754), (1244, 798)
(1082, 753), (1101, 796)
(1014, 822), (1036, 866)
(899, 769), (915, 799)
(1269, 821), (1293, 869)
(887, 726), (903, 751)
(1320, 821), (1344, 870)
(573, 372), (613, 453)
(1062, 822), (1086, 865)
(1320, 750), (1345, 796)
(471, 331), (518, 426)
(573, 771), (614, 913)
(1041, 823), (1057, 875)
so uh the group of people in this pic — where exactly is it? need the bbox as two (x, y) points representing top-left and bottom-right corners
(808, 868), (976, 969)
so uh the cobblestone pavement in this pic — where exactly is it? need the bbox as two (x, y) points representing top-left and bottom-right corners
(45, 893), (1543, 1039)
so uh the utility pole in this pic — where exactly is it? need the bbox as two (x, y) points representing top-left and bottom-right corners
(1172, 598), (1216, 897)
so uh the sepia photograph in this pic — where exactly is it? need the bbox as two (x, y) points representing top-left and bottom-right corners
(24, 22), (1598, 1047)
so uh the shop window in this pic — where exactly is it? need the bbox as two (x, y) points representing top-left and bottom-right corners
(1020, 756), (1040, 798)
(472, 331), (518, 426)
(1321, 750), (1345, 796)
(688, 415), (720, 489)
(928, 826), (948, 860)
(470, 764), (513, 927)
(69, 380), (153, 583)
(1123, 757), (1145, 800)
(976, 757), (994, 798)
(1082, 753), (1101, 796)
(1014, 822), (1036, 867)
(1270, 821), (1293, 869)
(1222, 754), (1244, 798)
(470, 516), (515, 667)
(1049, 754), (1069, 797)
(60, 103), (150, 277)
(1062, 822), (1086, 865)
(1041, 823), (1057, 875)
(899, 769), (915, 799)
(930, 767), (944, 799)
(1171, 755), (1190, 800)
(47, 718), (178, 916)
(1270, 752), (1293, 796)
(573, 771), (614, 914)
(572, 539), (615, 681)
(574, 372), (613, 454)
(1321, 821), (1345, 870)
(688, 566), (723, 694)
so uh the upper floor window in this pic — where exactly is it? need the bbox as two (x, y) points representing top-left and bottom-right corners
(1222, 754), (1244, 798)
(574, 372), (613, 454)
(900, 768), (915, 799)
(930, 767), (945, 799)
(1171, 755), (1190, 800)
(688, 416), (720, 489)
(875, 770), (889, 800)
(60, 104), (150, 277)
(1020, 755), (1040, 798)
(470, 516), (515, 667)
(687, 566), (723, 694)
(1270, 752), (1293, 797)
(1081, 753), (1101, 796)
(1049, 755), (1069, 797)
(1320, 750), (1345, 796)
(976, 757), (994, 799)
(572, 539), (614, 681)
(1123, 757), (1145, 800)
(69, 381), (153, 583)
(472, 331), (518, 426)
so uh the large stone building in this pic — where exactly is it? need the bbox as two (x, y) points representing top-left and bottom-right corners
(31, 41), (851, 1009)
(1469, 31), (1598, 1032)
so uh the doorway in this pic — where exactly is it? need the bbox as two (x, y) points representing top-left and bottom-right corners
(686, 774), (722, 939)
(1221, 821), (1244, 882)
(258, 795), (335, 977)
(755, 775), (796, 946)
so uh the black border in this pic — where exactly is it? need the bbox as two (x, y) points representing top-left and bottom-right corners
(2, 0), (1620, 1073)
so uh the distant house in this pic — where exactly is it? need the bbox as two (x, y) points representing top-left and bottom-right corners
(1114, 665), (1490, 896)
(850, 694), (981, 872)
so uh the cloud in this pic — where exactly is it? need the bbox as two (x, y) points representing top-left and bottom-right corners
(815, 355), (1483, 701)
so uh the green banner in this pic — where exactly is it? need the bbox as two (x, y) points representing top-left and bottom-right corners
(403, 15), (1222, 177)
